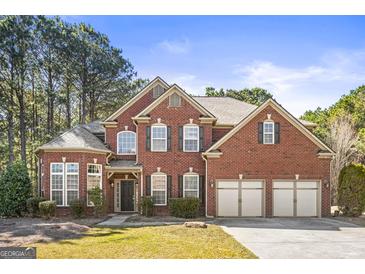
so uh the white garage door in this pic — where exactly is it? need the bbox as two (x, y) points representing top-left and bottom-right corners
(217, 180), (264, 217)
(273, 181), (319, 217)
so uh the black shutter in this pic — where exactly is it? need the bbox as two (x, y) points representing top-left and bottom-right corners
(146, 126), (151, 151)
(199, 126), (204, 151)
(178, 126), (183, 150)
(199, 175), (205, 203)
(145, 175), (151, 196)
(178, 175), (183, 197)
(167, 175), (172, 202)
(167, 126), (172, 151)
(258, 122), (263, 144)
(275, 122), (280, 144)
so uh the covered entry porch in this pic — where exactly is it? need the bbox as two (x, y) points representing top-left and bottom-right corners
(105, 160), (142, 213)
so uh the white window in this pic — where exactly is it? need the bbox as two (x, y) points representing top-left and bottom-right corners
(183, 125), (199, 152)
(151, 174), (167, 205)
(263, 121), (274, 144)
(169, 93), (181, 107)
(183, 174), (199, 198)
(50, 163), (79, 206)
(151, 125), (167, 152)
(152, 85), (165, 98)
(117, 131), (136, 155)
(87, 164), (102, 206)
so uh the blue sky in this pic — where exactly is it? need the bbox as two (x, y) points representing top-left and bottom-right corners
(63, 16), (365, 117)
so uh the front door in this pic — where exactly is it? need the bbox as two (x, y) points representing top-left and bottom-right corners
(121, 181), (135, 211)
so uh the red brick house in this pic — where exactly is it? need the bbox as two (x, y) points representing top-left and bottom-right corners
(36, 76), (334, 217)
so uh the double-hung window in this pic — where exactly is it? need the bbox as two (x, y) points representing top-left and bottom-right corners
(151, 174), (167, 205)
(117, 131), (136, 155)
(183, 125), (199, 152)
(50, 163), (79, 206)
(183, 174), (199, 198)
(87, 164), (102, 206)
(151, 125), (167, 152)
(263, 121), (274, 144)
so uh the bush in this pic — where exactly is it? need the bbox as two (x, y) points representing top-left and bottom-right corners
(26, 197), (46, 217)
(338, 163), (365, 217)
(39, 201), (56, 219)
(69, 199), (86, 218)
(169, 197), (201, 218)
(0, 161), (32, 217)
(140, 196), (153, 217)
(88, 186), (105, 216)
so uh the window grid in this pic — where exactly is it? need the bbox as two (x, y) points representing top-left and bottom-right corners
(183, 174), (199, 198)
(263, 121), (274, 144)
(152, 85), (165, 98)
(87, 164), (102, 206)
(151, 174), (167, 206)
(183, 125), (199, 152)
(169, 93), (181, 107)
(65, 163), (79, 206)
(117, 131), (136, 155)
(51, 163), (64, 206)
(151, 125), (167, 152)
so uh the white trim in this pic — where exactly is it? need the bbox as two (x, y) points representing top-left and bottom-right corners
(151, 173), (167, 206)
(183, 174), (199, 198)
(183, 124), (199, 152)
(65, 163), (79, 206)
(117, 130), (136, 155)
(151, 124), (167, 152)
(86, 163), (103, 206)
(205, 99), (335, 154)
(104, 77), (170, 122)
(263, 121), (274, 144)
(50, 162), (64, 206)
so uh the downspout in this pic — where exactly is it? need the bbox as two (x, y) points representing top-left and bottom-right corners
(202, 154), (214, 218)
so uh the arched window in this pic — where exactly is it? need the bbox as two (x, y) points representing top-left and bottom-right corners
(117, 131), (136, 155)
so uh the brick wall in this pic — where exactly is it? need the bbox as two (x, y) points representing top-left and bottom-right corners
(206, 105), (331, 217)
(212, 127), (232, 144)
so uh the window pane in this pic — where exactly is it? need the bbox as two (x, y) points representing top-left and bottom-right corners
(152, 127), (166, 138)
(185, 176), (198, 189)
(51, 163), (63, 173)
(264, 123), (273, 133)
(152, 190), (166, 205)
(67, 174), (79, 190)
(118, 132), (136, 154)
(169, 93), (181, 107)
(185, 190), (198, 198)
(185, 127), (198, 139)
(152, 139), (166, 151)
(66, 163), (78, 173)
(264, 134), (273, 144)
(51, 174), (63, 190)
(88, 164), (101, 174)
(67, 191), (78, 205)
(184, 139), (198, 151)
(152, 175), (166, 205)
(52, 190), (63, 206)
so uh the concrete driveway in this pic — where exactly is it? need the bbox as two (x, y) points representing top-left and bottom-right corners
(217, 218), (365, 259)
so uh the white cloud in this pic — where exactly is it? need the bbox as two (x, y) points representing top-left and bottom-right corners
(157, 38), (191, 54)
(233, 49), (365, 116)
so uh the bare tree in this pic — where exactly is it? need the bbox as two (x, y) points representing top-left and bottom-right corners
(327, 115), (358, 204)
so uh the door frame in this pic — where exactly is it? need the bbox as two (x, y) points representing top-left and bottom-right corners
(215, 179), (265, 217)
(114, 179), (137, 212)
(272, 179), (321, 217)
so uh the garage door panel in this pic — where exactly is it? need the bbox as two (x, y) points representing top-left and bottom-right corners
(217, 181), (239, 188)
(297, 189), (317, 216)
(273, 181), (294, 189)
(217, 189), (238, 216)
(297, 181), (318, 189)
(242, 189), (262, 217)
(241, 181), (263, 189)
(273, 189), (294, 216)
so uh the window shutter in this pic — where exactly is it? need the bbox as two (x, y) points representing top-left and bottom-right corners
(146, 126), (151, 151)
(167, 175), (172, 202)
(199, 126), (204, 151)
(258, 122), (263, 144)
(178, 126), (183, 150)
(167, 126), (172, 151)
(199, 175), (205, 203)
(145, 175), (151, 196)
(178, 175), (183, 197)
(275, 122), (280, 144)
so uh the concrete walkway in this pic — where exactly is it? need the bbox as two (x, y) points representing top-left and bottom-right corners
(218, 218), (365, 259)
(96, 214), (134, 227)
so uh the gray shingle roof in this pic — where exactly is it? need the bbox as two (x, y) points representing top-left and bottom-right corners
(107, 160), (142, 168)
(193, 96), (257, 125)
(81, 120), (105, 134)
(37, 125), (110, 153)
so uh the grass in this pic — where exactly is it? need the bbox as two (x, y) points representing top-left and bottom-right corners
(33, 224), (256, 259)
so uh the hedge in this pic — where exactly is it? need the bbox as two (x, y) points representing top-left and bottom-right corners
(169, 197), (200, 218)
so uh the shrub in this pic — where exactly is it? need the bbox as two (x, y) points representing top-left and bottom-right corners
(140, 196), (154, 217)
(88, 186), (105, 216)
(69, 199), (86, 218)
(26, 197), (46, 217)
(0, 161), (32, 217)
(338, 163), (365, 217)
(39, 201), (56, 219)
(169, 197), (201, 218)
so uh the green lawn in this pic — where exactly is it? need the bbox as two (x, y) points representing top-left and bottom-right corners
(33, 224), (256, 259)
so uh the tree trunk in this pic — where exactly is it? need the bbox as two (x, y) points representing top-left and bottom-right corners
(7, 106), (15, 164)
(65, 78), (72, 128)
(17, 72), (27, 163)
(47, 67), (54, 136)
